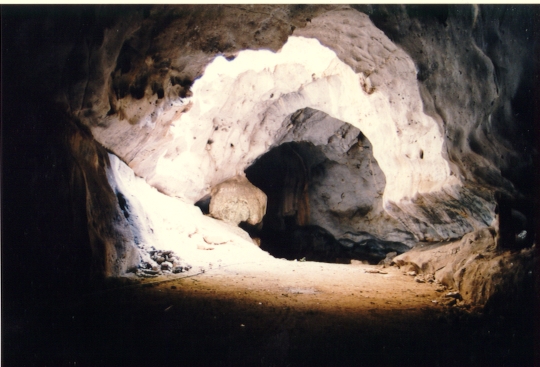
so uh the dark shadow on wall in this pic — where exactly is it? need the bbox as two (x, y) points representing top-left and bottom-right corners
(1, 6), (115, 315)
(244, 142), (326, 261)
(2, 97), (95, 307)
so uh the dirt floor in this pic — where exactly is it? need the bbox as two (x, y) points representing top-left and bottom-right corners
(3, 257), (536, 367)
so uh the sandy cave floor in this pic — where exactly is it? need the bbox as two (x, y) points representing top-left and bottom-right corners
(4, 249), (536, 367)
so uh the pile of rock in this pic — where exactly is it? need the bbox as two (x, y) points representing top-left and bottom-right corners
(135, 248), (192, 278)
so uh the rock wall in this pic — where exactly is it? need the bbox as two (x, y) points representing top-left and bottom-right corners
(245, 108), (416, 261)
(365, 5), (538, 243)
(279, 109), (416, 247)
(394, 227), (537, 307)
(69, 123), (141, 278)
(2, 100), (139, 295)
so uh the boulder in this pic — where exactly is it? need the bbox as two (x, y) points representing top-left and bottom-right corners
(209, 175), (267, 226)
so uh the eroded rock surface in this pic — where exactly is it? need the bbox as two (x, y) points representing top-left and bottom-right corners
(72, 5), (526, 246)
(282, 109), (417, 247)
(394, 227), (537, 306)
(64, 6), (467, 244)
(365, 5), (538, 243)
(28, 6), (528, 241)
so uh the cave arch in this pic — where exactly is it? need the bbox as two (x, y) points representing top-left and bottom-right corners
(242, 110), (413, 264)
(89, 10), (494, 245)
(143, 34), (457, 211)
(83, 7), (506, 277)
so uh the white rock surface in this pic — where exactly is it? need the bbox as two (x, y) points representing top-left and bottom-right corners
(106, 153), (271, 269)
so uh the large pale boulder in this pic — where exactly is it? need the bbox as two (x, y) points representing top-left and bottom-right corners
(209, 175), (267, 226)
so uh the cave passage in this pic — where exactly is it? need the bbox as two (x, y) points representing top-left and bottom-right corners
(244, 141), (408, 264)
(244, 142), (325, 261)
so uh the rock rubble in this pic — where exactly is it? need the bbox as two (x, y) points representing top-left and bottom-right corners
(134, 248), (192, 278)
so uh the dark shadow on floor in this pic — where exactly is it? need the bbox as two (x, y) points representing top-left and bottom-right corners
(3, 277), (536, 367)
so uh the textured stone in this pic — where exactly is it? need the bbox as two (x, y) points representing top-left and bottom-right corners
(161, 261), (173, 271)
(245, 110), (417, 259)
(394, 227), (537, 305)
(367, 5), (537, 242)
(209, 175), (267, 226)
(78, 6), (510, 245)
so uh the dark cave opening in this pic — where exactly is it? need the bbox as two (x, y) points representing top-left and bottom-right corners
(243, 142), (334, 262)
(243, 141), (408, 265)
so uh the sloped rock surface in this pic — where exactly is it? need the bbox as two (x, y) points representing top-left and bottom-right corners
(394, 227), (537, 306)
(366, 5), (538, 242)
(106, 153), (268, 272)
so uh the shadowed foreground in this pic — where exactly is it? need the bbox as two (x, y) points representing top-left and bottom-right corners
(3, 262), (537, 367)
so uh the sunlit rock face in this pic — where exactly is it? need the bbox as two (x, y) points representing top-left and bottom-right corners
(107, 154), (269, 270)
(100, 31), (450, 205)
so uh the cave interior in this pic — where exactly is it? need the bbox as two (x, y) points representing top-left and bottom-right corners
(2, 4), (539, 367)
